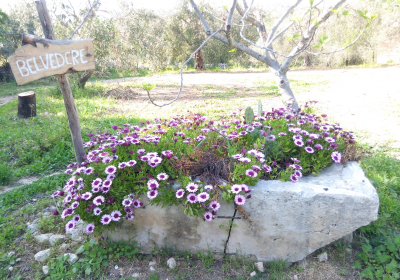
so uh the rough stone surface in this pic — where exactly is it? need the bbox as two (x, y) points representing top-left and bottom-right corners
(63, 253), (78, 264)
(34, 234), (53, 244)
(42, 266), (49, 275)
(27, 223), (38, 233)
(105, 162), (378, 262)
(227, 162), (379, 262)
(317, 252), (328, 262)
(149, 261), (157, 266)
(250, 271), (257, 277)
(49, 235), (66, 246)
(59, 243), (70, 252)
(167, 258), (176, 269)
(34, 249), (51, 262)
(255, 262), (264, 272)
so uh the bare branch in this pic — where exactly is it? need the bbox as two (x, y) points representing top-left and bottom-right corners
(189, 0), (211, 35)
(236, 2), (264, 30)
(280, 0), (347, 72)
(68, 0), (100, 40)
(227, 0), (237, 30)
(146, 29), (224, 107)
(266, 0), (304, 44)
(202, 7), (252, 27)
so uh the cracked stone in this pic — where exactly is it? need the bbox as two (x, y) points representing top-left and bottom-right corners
(34, 249), (51, 262)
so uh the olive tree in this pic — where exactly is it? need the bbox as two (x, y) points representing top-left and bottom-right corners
(189, 0), (375, 110)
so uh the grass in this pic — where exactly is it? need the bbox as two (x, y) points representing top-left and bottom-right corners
(0, 70), (399, 279)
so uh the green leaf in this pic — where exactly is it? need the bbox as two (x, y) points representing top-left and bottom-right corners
(75, 245), (85, 255)
(342, 10), (349, 15)
(309, 0), (315, 6)
(85, 267), (92, 275)
(228, 48), (237, 53)
(245, 106), (254, 124)
(143, 83), (155, 91)
(331, 9), (338, 13)
(357, 10), (367, 19)
(258, 101), (262, 117)
(354, 261), (362, 268)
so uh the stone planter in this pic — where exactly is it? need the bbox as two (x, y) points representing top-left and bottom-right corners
(105, 161), (379, 262)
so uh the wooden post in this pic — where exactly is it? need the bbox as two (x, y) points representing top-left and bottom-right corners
(35, 0), (85, 165)
(17, 91), (36, 118)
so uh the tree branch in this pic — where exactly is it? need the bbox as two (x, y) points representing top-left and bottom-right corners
(68, 0), (100, 40)
(189, 0), (211, 35)
(280, 0), (347, 72)
(226, 0), (237, 46)
(266, 0), (303, 44)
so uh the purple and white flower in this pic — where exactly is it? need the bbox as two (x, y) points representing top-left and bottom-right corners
(231, 185), (242, 194)
(147, 179), (159, 190)
(245, 169), (257, 178)
(85, 223), (95, 233)
(156, 173), (169, 181)
(93, 195), (105, 206)
(305, 146), (314, 153)
(82, 192), (92, 200)
(111, 210), (122, 221)
(147, 189), (158, 200)
(65, 220), (75, 231)
(186, 183), (199, 193)
(197, 192), (210, 202)
(105, 165), (117, 175)
(93, 207), (102, 216)
(204, 212), (213, 222)
(101, 214), (112, 225)
(187, 193), (197, 203)
(234, 194), (246, 205)
(331, 151), (342, 163)
(209, 200), (221, 211)
(176, 189), (185, 199)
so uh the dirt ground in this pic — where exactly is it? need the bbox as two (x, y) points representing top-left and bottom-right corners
(103, 66), (400, 155)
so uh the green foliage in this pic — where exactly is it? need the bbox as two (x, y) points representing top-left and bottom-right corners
(47, 239), (139, 279)
(355, 152), (400, 279)
(0, 164), (14, 186)
(197, 250), (215, 269)
(37, 215), (64, 234)
(0, 252), (20, 279)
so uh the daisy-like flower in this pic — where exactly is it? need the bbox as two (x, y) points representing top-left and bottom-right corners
(85, 223), (95, 233)
(71, 201), (79, 209)
(93, 195), (105, 206)
(267, 135), (276, 141)
(186, 183), (199, 193)
(232, 154), (243, 159)
(65, 220), (75, 231)
(246, 126), (255, 132)
(92, 185), (100, 193)
(102, 185), (111, 193)
(290, 174), (299, 183)
(63, 194), (72, 203)
(127, 160), (137, 166)
(187, 193), (197, 203)
(124, 207), (133, 214)
(125, 213), (135, 220)
(314, 144), (323, 150)
(238, 157), (251, 163)
(325, 137), (335, 143)
(204, 185), (213, 191)
(293, 164), (303, 170)
(150, 157), (162, 165)
(293, 134), (303, 141)
(132, 199), (142, 208)
(231, 185), (242, 194)
(107, 174), (116, 180)
(262, 164), (272, 172)
(93, 207), (102, 215)
(294, 170), (303, 178)
(209, 200), (221, 211)
(105, 165), (117, 175)
(122, 198), (132, 207)
(245, 169), (257, 178)
(252, 165), (261, 172)
(111, 210), (122, 221)
(278, 131), (287, 136)
(305, 146), (315, 153)
(331, 151), (342, 163)
(147, 179), (159, 190)
(102, 157), (112, 164)
(176, 189), (185, 198)
(61, 208), (74, 219)
(82, 192), (92, 201)
(101, 214), (112, 225)
(118, 162), (127, 169)
(291, 157), (301, 163)
(65, 169), (73, 174)
(147, 189), (158, 200)
(241, 184), (250, 192)
(157, 173), (169, 181)
(309, 134), (320, 139)
(197, 192), (210, 202)
(84, 167), (94, 175)
(300, 130), (310, 136)
(239, 131), (248, 136)
(234, 194), (246, 205)
(102, 179), (112, 188)
(72, 215), (80, 224)
(91, 178), (102, 188)
(204, 212), (213, 221)
(247, 149), (258, 156)
(294, 139), (304, 147)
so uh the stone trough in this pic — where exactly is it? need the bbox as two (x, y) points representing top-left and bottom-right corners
(105, 161), (379, 262)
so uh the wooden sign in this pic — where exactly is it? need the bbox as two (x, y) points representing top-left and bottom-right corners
(8, 33), (95, 85)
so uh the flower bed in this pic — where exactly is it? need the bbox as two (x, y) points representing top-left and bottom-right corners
(52, 101), (356, 236)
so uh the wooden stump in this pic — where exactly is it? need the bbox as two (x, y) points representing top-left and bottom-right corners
(17, 91), (36, 118)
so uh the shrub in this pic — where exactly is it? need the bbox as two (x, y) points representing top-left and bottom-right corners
(52, 101), (355, 235)
(0, 164), (14, 186)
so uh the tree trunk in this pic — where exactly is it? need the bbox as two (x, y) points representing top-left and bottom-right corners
(78, 69), (94, 89)
(304, 53), (311, 67)
(194, 49), (205, 70)
(18, 91), (36, 118)
(275, 71), (299, 111)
